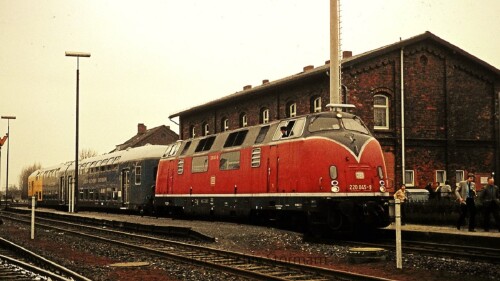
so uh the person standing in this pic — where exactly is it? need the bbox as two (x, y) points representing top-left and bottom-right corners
(479, 176), (500, 232)
(394, 184), (407, 224)
(455, 173), (477, 231)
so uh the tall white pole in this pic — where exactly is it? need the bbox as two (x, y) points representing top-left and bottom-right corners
(329, 0), (341, 106)
(31, 196), (35, 239)
(395, 199), (402, 269)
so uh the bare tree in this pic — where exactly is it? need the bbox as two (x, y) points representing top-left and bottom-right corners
(80, 148), (98, 160)
(18, 162), (41, 200)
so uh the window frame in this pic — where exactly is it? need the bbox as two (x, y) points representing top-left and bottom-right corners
(404, 170), (415, 187)
(260, 108), (270, 124)
(311, 96), (322, 113)
(435, 170), (446, 186)
(374, 94), (389, 130)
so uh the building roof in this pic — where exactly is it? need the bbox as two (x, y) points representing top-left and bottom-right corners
(112, 125), (177, 152)
(169, 31), (499, 119)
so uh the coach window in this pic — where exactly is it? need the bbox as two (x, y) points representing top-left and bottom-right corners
(374, 94), (389, 130)
(220, 151), (240, 170)
(405, 170), (415, 187)
(260, 108), (270, 124)
(286, 102), (297, 118)
(221, 118), (229, 132)
(134, 164), (142, 185)
(240, 113), (248, 127)
(192, 156), (209, 173)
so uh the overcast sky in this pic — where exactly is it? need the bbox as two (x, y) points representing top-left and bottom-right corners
(1, 0), (499, 190)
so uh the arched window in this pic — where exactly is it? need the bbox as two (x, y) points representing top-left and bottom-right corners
(374, 94), (389, 130)
(202, 122), (209, 136)
(259, 108), (270, 124)
(310, 96), (322, 113)
(189, 125), (195, 138)
(239, 113), (248, 127)
(286, 101), (297, 118)
(221, 118), (229, 132)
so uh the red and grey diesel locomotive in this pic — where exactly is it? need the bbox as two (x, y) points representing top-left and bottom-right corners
(155, 111), (393, 230)
(27, 111), (392, 231)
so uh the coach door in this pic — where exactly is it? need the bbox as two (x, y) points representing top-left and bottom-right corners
(267, 145), (278, 193)
(59, 176), (65, 203)
(121, 169), (130, 206)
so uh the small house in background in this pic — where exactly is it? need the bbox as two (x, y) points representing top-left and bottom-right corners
(112, 123), (179, 152)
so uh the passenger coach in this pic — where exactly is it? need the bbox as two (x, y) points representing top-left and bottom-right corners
(155, 111), (393, 231)
(28, 145), (168, 212)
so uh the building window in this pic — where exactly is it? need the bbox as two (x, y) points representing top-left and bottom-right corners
(374, 94), (389, 130)
(436, 170), (446, 186)
(286, 102), (297, 118)
(260, 108), (270, 124)
(189, 125), (195, 138)
(239, 113), (247, 127)
(310, 96), (322, 113)
(456, 170), (465, 183)
(202, 122), (209, 136)
(221, 118), (229, 132)
(405, 170), (415, 187)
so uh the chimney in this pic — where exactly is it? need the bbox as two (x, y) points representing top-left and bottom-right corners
(342, 51), (353, 59)
(243, 85), (252, 90)
(303, 65), (314, 72)
(262, 79), (269, 85)
(138, 123), (147, 135)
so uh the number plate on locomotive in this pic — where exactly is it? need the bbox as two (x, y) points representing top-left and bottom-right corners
(349, 184), (372, 191)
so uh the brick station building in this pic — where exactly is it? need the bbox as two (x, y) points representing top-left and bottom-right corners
(170, 32), (500, 190)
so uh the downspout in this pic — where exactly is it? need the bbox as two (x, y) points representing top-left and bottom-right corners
(400, 48), (406, 186)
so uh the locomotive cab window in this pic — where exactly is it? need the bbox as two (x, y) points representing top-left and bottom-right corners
(255, 126), (270, 144)
(308, 116), (341, 132)
(342, 117), (370, 135)
(272, 117), (305, 140)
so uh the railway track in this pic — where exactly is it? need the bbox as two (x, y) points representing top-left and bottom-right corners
(0, 236), (91, 281)
(1, 211), (393, 281)
(340, 239), (500, 264)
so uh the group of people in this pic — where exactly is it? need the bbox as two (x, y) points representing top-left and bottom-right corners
(393, 173), (500, 232)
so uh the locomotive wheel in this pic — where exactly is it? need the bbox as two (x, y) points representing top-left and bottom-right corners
(326, 208), (343, 231)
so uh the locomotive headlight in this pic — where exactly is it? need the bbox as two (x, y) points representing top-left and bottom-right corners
(331, 180), (339, 186)
(379, 186), (386, 192)
(331, 185), (340, 193)
(379, 180), (385, 186)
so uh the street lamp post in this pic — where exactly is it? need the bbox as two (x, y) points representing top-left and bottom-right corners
(1, 116), (16, 209)
(65, 51), (90, 213)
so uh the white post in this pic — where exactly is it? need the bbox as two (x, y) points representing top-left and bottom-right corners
(395, 199), (402, 269)
(31, 196), (35, 239)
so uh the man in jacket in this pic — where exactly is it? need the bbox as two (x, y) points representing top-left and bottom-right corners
(455, 172), (477, 231)
(479, 176), (500, 232)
